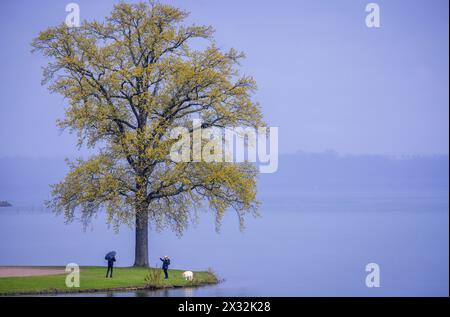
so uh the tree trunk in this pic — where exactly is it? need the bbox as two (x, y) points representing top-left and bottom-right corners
(134, 208), (149, 267)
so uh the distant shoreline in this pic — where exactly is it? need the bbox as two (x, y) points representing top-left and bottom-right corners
(0, 201), (12, 207)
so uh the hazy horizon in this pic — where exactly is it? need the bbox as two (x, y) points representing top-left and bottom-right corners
(1, 152), (447, 207)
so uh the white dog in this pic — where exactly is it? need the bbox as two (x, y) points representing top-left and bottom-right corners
(182, 270), (194, 281)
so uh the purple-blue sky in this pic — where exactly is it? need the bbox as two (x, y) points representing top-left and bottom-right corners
(0, 0), (448, 157)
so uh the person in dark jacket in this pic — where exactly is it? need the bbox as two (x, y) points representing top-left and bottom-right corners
(160, 256), (170, 279)
(106, 256), (116, 278)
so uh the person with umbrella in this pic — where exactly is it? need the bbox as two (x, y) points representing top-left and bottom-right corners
(160, 256), (170, 279)
(105, 251), (116, 278)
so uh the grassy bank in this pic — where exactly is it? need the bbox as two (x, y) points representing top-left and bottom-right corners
(0, 266), (218, 295)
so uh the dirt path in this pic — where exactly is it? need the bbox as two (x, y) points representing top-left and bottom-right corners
(0, 267), (66, 277)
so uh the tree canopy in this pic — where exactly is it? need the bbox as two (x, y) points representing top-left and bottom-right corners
(33, 2), (263, 265)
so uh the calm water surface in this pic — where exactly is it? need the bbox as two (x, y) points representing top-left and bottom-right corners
(0, 189), (448, 296)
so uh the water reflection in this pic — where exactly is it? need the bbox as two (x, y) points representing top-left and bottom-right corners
(183, 287), (194, 297)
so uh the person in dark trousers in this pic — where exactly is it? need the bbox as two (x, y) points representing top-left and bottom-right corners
(106, 256), (116, 278)
(160, 256), (170, 279)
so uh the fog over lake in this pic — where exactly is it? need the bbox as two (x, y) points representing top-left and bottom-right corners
(0, 152), (448, 296)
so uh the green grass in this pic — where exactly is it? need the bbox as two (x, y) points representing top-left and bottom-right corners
(0, 266), (218, 295)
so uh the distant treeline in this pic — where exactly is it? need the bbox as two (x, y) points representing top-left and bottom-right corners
(259, 151), (449, 193)
(0, 153), (448, 204)
(0, 200), (12, 207)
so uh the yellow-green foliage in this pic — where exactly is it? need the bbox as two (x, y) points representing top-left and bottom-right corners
(32, 2), (263, 234)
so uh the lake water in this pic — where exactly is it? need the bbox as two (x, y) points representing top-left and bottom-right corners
(0, 189), (448, 296)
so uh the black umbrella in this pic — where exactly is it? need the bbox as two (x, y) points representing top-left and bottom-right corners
(105, 251), (116, 260)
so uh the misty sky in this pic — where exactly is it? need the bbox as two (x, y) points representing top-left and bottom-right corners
(0, 0), (448, 157)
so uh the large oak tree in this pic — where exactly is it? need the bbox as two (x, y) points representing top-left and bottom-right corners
(33, 2), (263, 266)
